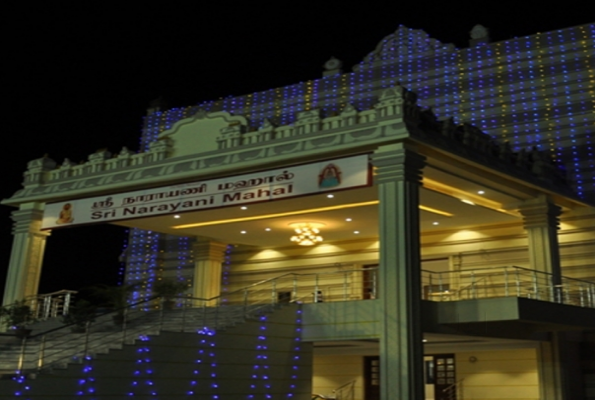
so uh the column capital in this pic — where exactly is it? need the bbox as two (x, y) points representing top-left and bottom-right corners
(193, 239), (228, 263)
(11, 203), (50, 236)
(518, 195), (561, 230)
(370, 142), (426, 185)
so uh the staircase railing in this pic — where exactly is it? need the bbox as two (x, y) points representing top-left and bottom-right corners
(7, 290), (77, 322)
(333, 379), (356, 400)
(442, 378), (463, 400)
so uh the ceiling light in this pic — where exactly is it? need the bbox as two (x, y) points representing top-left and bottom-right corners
(461, 199), (475, 206)
(241, 206), (248, 210)
(327, 194), (334, 198)
(478, 190), (485, 195)
(354, 231), (360, 234)
(289, 223), (324, 246)
(174, 215), (181, 219)
(433, 222), (439, 225)
(346, 218), (352, 222)
(240, 230), (247, 234)
(265, 228), (271, 231)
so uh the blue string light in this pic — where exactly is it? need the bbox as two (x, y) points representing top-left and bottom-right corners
(12, 370), (31, 398)
(76, 355), (97, 398)
(129, 335), (157, 398)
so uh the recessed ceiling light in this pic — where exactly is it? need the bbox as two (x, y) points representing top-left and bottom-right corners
(241, 206), (248, 210)
(346, 218), (352, 222)
(461, 199), (475, 206)
(174, 215), (181, 219)
(478, 190), (485, 195)
(265, 228), (271, 231)
(354, 231), (360, 234)
(433, 222), (439, 226)
(241, 230), (247, 234)
(327, 194), (334, 198)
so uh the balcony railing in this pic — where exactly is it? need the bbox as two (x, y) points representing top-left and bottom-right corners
(421, 265), (595, 308)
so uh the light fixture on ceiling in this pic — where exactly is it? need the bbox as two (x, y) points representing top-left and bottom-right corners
(289, 222), (324, 246)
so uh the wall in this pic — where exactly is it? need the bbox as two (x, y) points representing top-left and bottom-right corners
(313, 354), (364, 400)
(456, 348), (539, 400)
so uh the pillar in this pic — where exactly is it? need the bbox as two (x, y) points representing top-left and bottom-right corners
(537, 332), (584, 400)
(192, 239), (228, 305)
(2, 202), (50, 306)
(370, 142), (425, 400)
(518, 195), (562, 284)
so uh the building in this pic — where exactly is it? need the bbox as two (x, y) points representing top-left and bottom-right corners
(1, 23), (594, 399)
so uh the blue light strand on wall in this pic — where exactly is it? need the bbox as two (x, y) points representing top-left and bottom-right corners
(286, 305), (304, 399)
(12, 371), (31, 398)
(220, 245), (233, 302)
(129, 335), (157, 398)
(248, 314), (272, 399)
(125, 23), (594, 289)
(187, 327), (219, 398)
(76, 355), (97, 398)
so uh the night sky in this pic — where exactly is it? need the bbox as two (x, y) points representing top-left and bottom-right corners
(1, 3), (591, 298)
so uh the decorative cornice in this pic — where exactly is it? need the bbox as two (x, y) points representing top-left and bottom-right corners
(3, 85), (584, 208)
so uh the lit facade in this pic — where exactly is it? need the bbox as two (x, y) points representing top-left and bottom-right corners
(1, 24), (595, 400)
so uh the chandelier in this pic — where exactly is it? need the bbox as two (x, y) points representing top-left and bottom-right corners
(289, 223), (324, 246)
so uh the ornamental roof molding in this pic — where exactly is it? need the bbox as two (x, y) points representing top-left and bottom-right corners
(2, 86), (583, 208)
(354, 26), (455, 71)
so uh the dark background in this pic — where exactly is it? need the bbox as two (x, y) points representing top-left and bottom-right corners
(1, 3), (591, 298)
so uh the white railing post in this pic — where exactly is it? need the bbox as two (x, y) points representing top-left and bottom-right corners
(64, 292), (73, 315)
(532, 271), (539, 300)
(272, 280), (277, 305)
(372, 268), (377, 299)
(515, 268), (521, 297)
(292, 276), (298, 302)
(427, 272), (433, 300)
(17, 337), (27, 372)
(471, 271), (477, 299)
(343, 271), (348, 301)
(314, 274), (320, 303)
(37, 335), (46, 372)
(43, 296), (51, 319)
(504, 267), (509, 297)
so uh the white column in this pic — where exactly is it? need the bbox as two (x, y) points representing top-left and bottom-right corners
(2, 202), (50, 306)
(192, 239), (227, 305)
(518, 195), (562, 284)
(371, 142), (425, 400)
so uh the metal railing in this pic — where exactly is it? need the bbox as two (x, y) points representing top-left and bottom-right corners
(1, 296), (258, 374)
(333, 380), (356, 400)
(442, 378), (463, 400)
(187, 267), (378, 308)
(23, 290), (77, 321)
(422, 265), (595, 308)
(3, 265), (594, 375)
